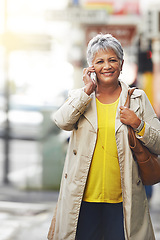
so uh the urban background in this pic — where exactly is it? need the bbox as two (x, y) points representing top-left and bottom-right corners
(0, 0), (160, 239)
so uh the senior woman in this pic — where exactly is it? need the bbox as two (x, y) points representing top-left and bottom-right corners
(48, 34), (160, 240)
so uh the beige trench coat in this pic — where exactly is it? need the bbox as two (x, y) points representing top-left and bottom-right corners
(48, 80), (160, 240)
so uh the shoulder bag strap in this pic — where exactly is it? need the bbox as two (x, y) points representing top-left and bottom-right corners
(124, 87), (136, 108)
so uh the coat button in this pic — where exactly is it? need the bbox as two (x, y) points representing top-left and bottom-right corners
(73, 149), (77, 155)
(65, 173), (67, 179)
(137, 179), (141, 185)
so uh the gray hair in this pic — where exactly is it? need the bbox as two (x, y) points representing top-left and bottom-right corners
(87, 33), (124, 66)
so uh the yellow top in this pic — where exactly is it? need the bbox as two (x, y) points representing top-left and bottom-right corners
(83, 97), (122, 203)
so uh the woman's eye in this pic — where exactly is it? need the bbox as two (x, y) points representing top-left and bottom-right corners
(96, 61), (103, 64)
(110, 59), (117, 62)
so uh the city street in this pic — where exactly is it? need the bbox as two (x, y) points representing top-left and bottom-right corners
(0, 139), (160, 239)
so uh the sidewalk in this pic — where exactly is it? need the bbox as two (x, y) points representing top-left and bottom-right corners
(0, 185), (58, 240)
(0, 184), (160, 240)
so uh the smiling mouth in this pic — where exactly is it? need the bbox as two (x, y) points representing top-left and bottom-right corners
(102, 72), (114, 76)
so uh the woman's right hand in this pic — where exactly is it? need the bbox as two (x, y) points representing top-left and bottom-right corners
(82, 66), (97, 95)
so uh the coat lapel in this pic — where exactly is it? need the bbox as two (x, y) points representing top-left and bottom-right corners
(83, 92), (98, 133)
(115, 81), (128, 134)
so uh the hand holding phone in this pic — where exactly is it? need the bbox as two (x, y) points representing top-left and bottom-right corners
(82, 66), (97, 95)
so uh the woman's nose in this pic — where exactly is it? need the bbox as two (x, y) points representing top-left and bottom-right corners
(103, 61), (111, 69)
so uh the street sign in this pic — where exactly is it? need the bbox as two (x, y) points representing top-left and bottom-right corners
(45, 8), (108, 24)
(85, 25), (137, 47)
(83, 0), (140, 16)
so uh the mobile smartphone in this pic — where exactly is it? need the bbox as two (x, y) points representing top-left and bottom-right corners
(90, 72), (97, 84)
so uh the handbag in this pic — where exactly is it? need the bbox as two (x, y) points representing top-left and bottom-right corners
(125, 88), (160, 185)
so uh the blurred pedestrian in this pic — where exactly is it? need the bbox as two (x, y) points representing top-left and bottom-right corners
(145, 185), (153, 202)
(48, 34), (160, 240)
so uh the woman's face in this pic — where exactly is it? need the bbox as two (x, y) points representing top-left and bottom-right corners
(92, 48), (123, 85)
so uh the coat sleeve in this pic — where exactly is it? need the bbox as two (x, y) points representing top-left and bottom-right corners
(52, 88), (92, 131)
(136, 91), (160, 155)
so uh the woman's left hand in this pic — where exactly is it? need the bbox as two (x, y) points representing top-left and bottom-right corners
(119, 106), (141, 129)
